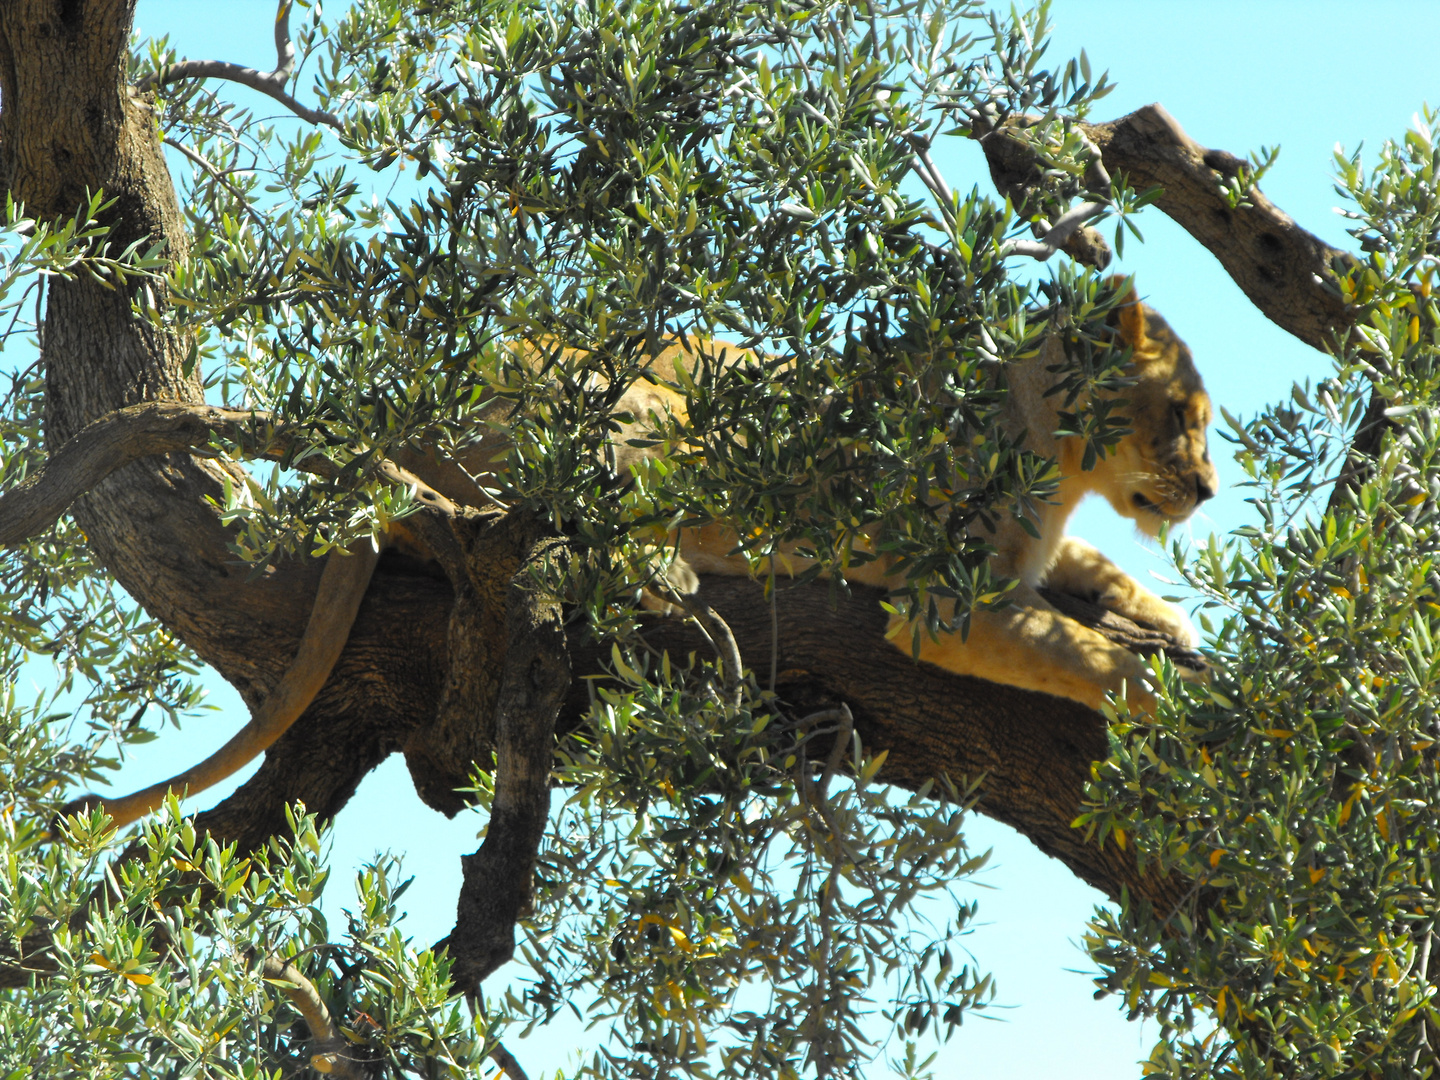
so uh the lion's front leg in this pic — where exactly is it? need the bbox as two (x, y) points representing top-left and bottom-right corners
(895, 584), (1158, 712)
(1043, 537), (1198, 647)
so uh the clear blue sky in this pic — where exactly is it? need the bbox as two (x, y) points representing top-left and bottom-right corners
(78, 2), (1440, 1076)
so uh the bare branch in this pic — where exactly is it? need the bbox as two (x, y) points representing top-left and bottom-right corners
(655, 582), (745, 709)
(134, 0), (341, 130)
(999, 200), (1106, 262)
(902, 132), (959, 241)
(797, 700), (855, 1078)
(0, 401), (456, 547)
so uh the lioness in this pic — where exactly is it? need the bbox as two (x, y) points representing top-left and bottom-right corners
(623, 284), (1216, 709)
(81, 284), (1215, 827)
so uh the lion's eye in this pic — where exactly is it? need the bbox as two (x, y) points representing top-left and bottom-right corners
(1171, 403), (1187, 428)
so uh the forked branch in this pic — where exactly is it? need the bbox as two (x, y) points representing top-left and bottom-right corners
(135, 0), (341, 130)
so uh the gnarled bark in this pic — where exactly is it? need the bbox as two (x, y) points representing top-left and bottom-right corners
(976, 104), (1358, 351)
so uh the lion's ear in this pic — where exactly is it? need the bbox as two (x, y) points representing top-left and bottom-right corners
(1105, 274), (1150, 352)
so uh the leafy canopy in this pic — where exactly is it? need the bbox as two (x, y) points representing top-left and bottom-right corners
(5, 0), (1438, 1077)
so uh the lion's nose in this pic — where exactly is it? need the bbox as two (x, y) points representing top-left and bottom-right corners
(1195, 475), (1216, 503)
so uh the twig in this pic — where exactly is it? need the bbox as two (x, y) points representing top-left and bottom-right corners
(815, 702), (853, 804)
(795, 703), (859, 857)
(163, 137), (270, 232)
(902, 132), (959, 241)
(655, 582), (745, 709)
(999, 200), (1106, 262)
(795, 701), (853, 1080)
(0, 401), (456, 547)
(256, 953), (367, 1079)
(1409, 930), (1434, 1070)
(135, 0), (342, 130)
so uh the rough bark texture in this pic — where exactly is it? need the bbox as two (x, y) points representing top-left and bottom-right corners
(446, 528), (571, 992)
(977, 104), (1358, 351)
(1, 0), (330, 715)
(0, 2), (1357, 994)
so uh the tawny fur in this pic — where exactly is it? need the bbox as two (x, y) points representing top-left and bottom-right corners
(671, 291), (1217, 709)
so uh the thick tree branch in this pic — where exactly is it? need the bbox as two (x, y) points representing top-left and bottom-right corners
(134, 0), (341, 130)
(977, 104), (1358, 350)
(444, 522), (571, 993)
(1, 565), (1198, 992)
(0, 4), (1272, 1014)
(0, 400), (457, 546)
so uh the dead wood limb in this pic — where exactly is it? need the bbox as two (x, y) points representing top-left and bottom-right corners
(0, 401), (456, 546)
(975, 103), (1358, 350)
(1001, 199), (1108, 263)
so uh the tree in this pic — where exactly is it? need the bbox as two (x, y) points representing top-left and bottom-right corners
(1, 0), (1437, 1077)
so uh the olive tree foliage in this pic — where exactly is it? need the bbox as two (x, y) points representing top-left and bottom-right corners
(0, 0), (1144, 1076)
(1079, 112), (1440, 1078)
(2, 0), (1433, 1078)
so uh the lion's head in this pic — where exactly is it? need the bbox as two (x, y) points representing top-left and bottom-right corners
(1090, 292), (1219, 536)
